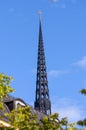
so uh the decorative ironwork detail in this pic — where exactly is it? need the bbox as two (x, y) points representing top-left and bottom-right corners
(34, 15), (51, 115)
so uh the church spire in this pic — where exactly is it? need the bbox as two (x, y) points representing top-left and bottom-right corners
(34, 13), (51, 115)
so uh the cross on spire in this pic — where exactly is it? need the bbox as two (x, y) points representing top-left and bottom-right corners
(38, 10), (42, 21)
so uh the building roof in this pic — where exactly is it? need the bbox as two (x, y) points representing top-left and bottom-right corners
(0, 95), (46, 124)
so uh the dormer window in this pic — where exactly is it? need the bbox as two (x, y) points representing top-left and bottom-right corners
(15, 100), (26, 109)
(5, 101), (14, 111)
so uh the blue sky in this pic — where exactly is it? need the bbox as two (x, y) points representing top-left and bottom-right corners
(0, 0), (86, 123)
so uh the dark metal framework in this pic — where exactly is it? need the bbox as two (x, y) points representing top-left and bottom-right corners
(34, 18), (51, 115)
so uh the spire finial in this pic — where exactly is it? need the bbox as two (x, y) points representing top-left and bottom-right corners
(38, 10), (42, 21)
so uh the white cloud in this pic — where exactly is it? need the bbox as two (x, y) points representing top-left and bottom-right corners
(56, 106), (82, 122)
(49, 0), (77, 3)
(48, 70), (69, 77)
(49, 0), (80, 8)
(52, 98), (85, 122)
(73, 56), (86, 68)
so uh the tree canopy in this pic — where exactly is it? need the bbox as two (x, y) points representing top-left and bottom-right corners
(0, 73), (80, 130)
(0, 73), (14, 109)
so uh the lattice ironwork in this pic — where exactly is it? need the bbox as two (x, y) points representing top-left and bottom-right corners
(34, 17), (51, 115)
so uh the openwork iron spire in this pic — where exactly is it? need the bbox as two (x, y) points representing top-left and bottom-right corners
(34, 13), (51, 115)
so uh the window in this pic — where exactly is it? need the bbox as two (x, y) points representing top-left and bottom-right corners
(5, 101), (14, 111)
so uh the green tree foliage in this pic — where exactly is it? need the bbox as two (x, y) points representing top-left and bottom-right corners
(6, 106), (40, 130)
(77, 119), (86, 126)
(41, 113), (61, 130)
(0, 73), (14, 129)
(68, 128), (77, 130)
(80, 89), (86, 95)
(6, 109), (78, 130)
(60, 117), (68, 130)
(77, 88), (86, 127)
(0, 73), (14, 109)
(0, 73), (78, 130)
(60, 117), (77, 130)
(6, 110), (63, 130)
